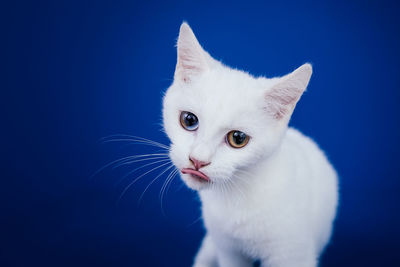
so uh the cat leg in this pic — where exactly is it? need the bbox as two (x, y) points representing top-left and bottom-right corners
(216, 246), (253, 267)
(193, 234), (218, 267)
(260, 242), (317, 267)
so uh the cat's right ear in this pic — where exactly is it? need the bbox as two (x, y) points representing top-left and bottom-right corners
(264, 64), (312, 120)
(175, 22), (209, 83)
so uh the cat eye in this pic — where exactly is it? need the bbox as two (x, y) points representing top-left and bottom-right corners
(226, 130), (249, 148)
(180, 111), (199, 131)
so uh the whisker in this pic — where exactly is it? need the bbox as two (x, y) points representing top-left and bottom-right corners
(160, 168), (179, 216)
(219, 180), (227, 198)
(229, 177), (246, 201)
(100, 134), (162, 143)
(185, 215), (203, 229)
(101, 134), (169, 150)
(117, 161), (171, 203)
(232, 174), (251, 186)
(91, 153), (169, 179)
(91, 155), (144, 179)
(114, 158), (171, 187)
(102, 139), (168, 150)
(160, 169), (179, 217)
(235, 169), (252, 177)
(159, 168), (178, 200)
(113, 155), (169, 169)
(163, 169), (179, 198)
(137, 164), (175, 205)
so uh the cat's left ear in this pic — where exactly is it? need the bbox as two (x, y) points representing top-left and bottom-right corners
(264, 63), (312, 120)
(174, 22), (209, 83)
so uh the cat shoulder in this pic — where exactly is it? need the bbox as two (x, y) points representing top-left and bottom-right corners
(284, 127), (326, 158)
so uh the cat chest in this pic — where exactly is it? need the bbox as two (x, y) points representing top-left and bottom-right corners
(202, 204), (268, 258)
(202, 200), (267, 241)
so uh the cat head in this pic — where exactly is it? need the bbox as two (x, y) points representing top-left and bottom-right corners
(163, 23), (312, 191)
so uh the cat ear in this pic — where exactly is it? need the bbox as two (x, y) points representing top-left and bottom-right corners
(175, 22), (209, 83)
(265, 63), (312, 120)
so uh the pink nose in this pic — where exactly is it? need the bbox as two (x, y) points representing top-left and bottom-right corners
(189, 156), (210, 170)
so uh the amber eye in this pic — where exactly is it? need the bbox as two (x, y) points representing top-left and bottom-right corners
(226, 130), (249, 148)
(180, 111), (199, 131)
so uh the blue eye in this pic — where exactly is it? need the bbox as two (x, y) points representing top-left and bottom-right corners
(180, 111), (199, 131)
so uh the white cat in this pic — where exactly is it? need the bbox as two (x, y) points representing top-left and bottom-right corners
(162, 23), (338, 267)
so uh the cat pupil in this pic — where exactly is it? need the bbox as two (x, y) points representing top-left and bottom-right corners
(185, 113), (197, 126)
(233, 131), (246, 144)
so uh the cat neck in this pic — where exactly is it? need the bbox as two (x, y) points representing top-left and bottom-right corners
(199, 141), (285, 209)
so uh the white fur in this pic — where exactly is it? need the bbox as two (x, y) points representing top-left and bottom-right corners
(162, 23), (338, 267)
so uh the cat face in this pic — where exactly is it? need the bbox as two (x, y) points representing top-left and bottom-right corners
(163, 23), (312, 190)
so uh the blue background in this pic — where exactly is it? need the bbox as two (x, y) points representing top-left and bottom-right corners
(2, 0), (400, 266)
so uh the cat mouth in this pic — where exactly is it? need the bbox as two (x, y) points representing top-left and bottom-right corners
(181, 168), (210, 182)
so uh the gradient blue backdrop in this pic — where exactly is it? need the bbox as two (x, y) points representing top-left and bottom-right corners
(2, 0), (400, 266)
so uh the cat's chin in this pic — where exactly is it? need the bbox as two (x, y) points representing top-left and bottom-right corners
(180, 173), (211, 191)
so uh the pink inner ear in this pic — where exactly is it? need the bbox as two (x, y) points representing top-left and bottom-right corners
(176, 52), (207, 83)
(268, 90), (298, 105)
(265, 101), (288, 120)
(175, 24), (209, 83)
(179, 55), (203, 71)
(265, 86), (301, 120)
(263, 63), (312, 120)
